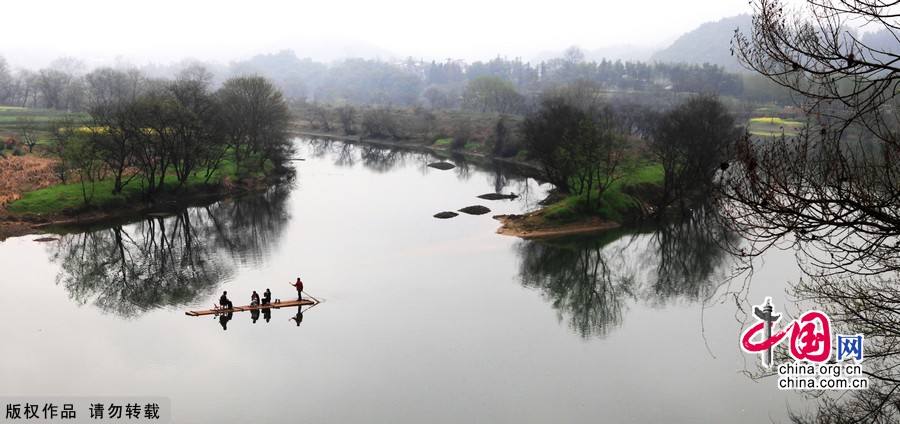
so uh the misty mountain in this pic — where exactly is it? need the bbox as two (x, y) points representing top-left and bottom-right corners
(533, 44), (657, 64)
(860, 29), (900, 56)
(651, 14), (751, 71)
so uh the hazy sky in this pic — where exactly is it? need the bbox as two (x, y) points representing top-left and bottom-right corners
(2, 0), (751, 67)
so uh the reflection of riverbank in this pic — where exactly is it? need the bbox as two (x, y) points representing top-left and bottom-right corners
(47, 183), (293, 317)
(0, 175), (290, 241)
(294, 130), (544, 177)
(517, 213), (736, 338)
(495, 211), (620, 239)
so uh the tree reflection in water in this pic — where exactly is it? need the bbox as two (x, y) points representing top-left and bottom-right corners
(305, 138), (543, 200)
(784, 275), (900, 423)
(517, 212), (736, 338)
(48, 183), (292, 317)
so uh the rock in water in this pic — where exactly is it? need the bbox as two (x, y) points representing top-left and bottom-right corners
(458, 205), (491, 215)
(427, 162), (456, 170)
(477, 193), (518, 200)
(434, 211), (459, 219)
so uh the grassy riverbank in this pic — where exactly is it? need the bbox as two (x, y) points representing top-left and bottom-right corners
(295, 126), (665, 239)
(495, 162), (664, 238)
(541, 163), (664, 222)
(7, 161), (243, 215)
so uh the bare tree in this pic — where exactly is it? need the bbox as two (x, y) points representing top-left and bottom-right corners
(733, 0), (900, 140)
(723, 0), (900, 275)
(217, 76), (292, 174)
(14, 69), (39, 107)
(0, 56), (13, 104)
(336, 105), (356, 135)
(15, 116), (41, 153)
(307, 103), (332, 132)
(36, 68), (73, 110)
(651, 95), (737, 212)
(85, 68), (146, 193)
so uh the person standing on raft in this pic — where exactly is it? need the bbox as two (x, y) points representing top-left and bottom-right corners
(290, 277), (304, 300)
(251, 291), (261, 306)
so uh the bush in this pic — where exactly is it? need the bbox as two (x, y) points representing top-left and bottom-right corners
(451, 123), (472, 150)
(12, 148), (23, 156)
(433, 138), (453, 147)
(496, 144), (519, 158)
(336, 105), (356, 135)
(361, 108), (401, 139)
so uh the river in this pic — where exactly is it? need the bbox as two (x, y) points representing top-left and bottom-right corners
(0, 139), (815, 423)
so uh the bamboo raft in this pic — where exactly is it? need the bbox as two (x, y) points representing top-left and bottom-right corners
(185, 299), (317, 317)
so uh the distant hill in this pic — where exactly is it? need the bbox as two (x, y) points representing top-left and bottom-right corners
(651, 14), (751, 71)
(860, 29), (900, 57)
(533, 44), (657, 64)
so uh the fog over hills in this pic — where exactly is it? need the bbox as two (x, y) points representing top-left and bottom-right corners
(651, 14), (752, 71)
(1, 37), (400, 71)
(533, 44), (660, 64)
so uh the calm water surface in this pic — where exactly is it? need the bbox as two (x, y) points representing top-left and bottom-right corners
(0, 139), (812, 423)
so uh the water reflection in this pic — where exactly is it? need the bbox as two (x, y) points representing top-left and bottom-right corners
(648, 211), (738, 302)
(291, 306), (304, 327)
(304, 137), (542, 197)
(781, 275), (900, 423)
(518, 212), (735, 338)
(219, 312), (233, 331)
(48, 184), (293, 317)
(518, 231), (635, 338)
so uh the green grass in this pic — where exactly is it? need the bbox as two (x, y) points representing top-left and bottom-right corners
(748, 116), (804, 138)
(514, 149), (529, 161)
(748, 117), (802, 126)
(433, 138), (453, 147)
(0, 105), (89, 137)
(7, 160), (241, 215)
(542, 162), (664, 223)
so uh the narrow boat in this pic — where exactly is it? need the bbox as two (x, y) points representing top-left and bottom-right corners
(185, 298), (317, 316)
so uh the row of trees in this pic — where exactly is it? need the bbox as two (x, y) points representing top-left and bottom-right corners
(48, 66), (291, 204)
(231, 50), (751, 108)
(0, 50), (780, 115)
(0, 57), (86, 110)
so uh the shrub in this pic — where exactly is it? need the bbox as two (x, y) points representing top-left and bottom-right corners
(451, 123), (472, 150)
(361, 108), (400, 139)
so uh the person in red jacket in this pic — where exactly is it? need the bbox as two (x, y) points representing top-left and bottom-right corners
(290, 277), (304, 301)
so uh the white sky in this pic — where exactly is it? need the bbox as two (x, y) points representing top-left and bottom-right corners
(1, 0), (751, 67)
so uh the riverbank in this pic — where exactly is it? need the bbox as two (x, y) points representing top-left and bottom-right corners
(292, 130), (544, 177)
(0, 177), (283, 240)
(295, 130), (664, 240)
(495, 165), (663, 240)
(0, 165), (291, 241)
